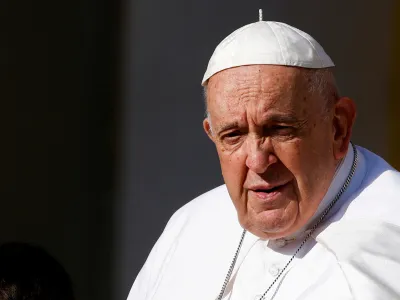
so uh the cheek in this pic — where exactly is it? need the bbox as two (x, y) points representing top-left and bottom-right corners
(217, 148), (247, 195)
(272, 140), (302, 174)
(272, 140), (315, 197)
(273, 132), (334, 200)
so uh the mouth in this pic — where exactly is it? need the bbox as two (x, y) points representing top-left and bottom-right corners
(254, 185), (282, 193)
(248, 181), (291, 201)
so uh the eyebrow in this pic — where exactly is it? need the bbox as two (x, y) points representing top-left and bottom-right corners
(267, 114), (299, 124)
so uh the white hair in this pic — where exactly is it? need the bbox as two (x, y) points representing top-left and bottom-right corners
(307, 68), (340, 112)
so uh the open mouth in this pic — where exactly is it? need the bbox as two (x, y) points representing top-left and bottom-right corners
(249, 181), (291, 201)
(254, 185), (282, 193)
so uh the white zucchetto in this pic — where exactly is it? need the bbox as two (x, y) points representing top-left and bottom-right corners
(202, 21), (334, 86)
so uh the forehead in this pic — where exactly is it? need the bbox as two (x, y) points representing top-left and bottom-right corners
(207, 65), (311, 118)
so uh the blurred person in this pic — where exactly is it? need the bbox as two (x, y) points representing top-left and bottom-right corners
(0, 242), (75, 300)
(128, 11), (400, 300)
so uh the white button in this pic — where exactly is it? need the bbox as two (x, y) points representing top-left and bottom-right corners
(269, 265), (280, 276)
(254, 294), (263, 300)
(274, 239), (287, 248)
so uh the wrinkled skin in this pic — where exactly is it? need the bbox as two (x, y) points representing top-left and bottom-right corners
(203, 65), (356, 239)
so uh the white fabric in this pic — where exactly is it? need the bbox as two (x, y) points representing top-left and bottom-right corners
(128, 146), (400, 300)
(202, 21), (335, 85)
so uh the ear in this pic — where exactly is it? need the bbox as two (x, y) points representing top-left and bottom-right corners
(203, 118), (214, 142)
(332, 97), (357, 160)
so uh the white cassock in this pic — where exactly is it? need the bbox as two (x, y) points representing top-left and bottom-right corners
(127, 144), (400, 300)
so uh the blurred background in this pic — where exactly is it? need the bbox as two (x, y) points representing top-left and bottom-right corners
(2, 0), (399, 299)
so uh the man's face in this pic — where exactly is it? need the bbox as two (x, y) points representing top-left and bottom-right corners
(204, 65), (350, 239)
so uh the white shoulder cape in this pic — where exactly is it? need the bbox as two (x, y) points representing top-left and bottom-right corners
(128, 146), (400, 300)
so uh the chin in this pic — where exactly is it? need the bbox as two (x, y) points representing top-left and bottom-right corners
(242, 210), (297, 239)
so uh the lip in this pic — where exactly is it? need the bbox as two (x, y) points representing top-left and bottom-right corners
(247, 180), (291, 192)
(247, 180), (291, 202)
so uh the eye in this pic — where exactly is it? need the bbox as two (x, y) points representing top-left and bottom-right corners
(268, 125), (293, 135)
(272, 125), (290, 130)
(225, 131), (241, 138)
(221, 130), (243, 144)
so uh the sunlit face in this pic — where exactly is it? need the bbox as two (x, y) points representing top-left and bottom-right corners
(203, 65), (354, 239)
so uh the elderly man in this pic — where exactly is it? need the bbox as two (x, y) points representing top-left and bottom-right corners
(128, 15), (400, 300)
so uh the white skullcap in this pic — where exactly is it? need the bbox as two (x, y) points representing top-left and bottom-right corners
(202, 21), (334, 86)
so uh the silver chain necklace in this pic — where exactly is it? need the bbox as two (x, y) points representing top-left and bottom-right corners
(216, 143), (358, 300)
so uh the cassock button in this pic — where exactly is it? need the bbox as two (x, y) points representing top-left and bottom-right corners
(254, 294), (263, 300)
(274, 239), (287, 248)
(269, 265), (280, 277)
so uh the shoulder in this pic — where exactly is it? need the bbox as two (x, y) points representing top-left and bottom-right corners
(336, 146), (400, 225)
(142, 183), (236, 261)
(175, 184), (232, 215)
(315, 220), (400, 299)
(127, 185), (236, 299)
(357, 146), (400, 192)
(317, 146), (400, 253)
(312, 148), (400, 298)
(164, 184), (235, 232)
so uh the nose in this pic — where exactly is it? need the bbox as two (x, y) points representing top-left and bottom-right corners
(245, 137), (277, 174)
